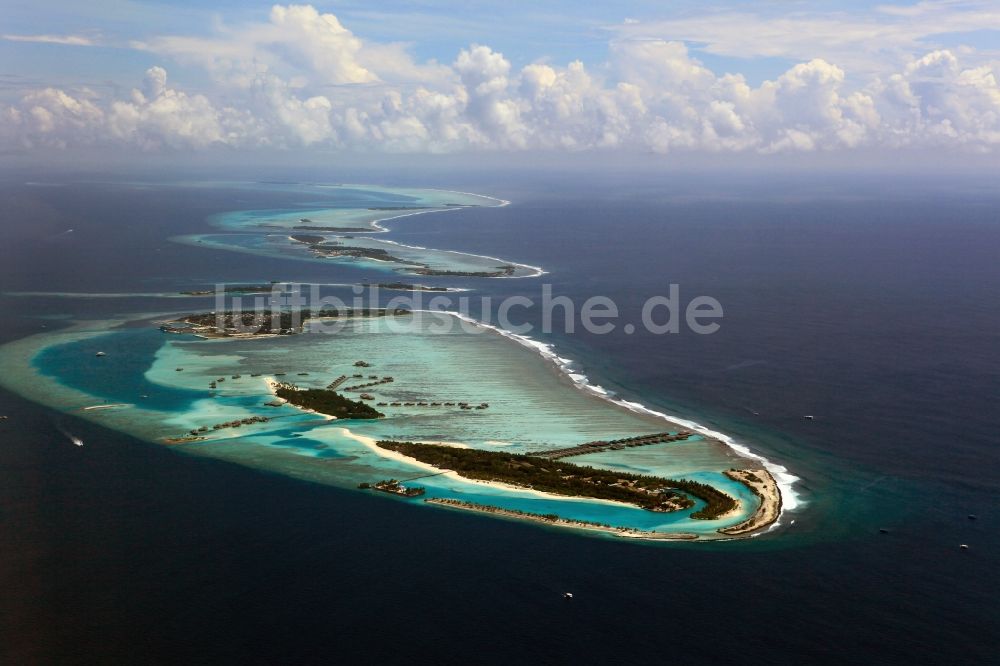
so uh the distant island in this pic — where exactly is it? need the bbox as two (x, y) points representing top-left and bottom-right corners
(286, 234), (517, 277)
(160, 307), (411, 338)
(293, 224), (374, 232)
(0, 183), (792, 543)
(179, 283), (281, 296)
(364, 282), (454, 292)
(410, 266), (515, 277)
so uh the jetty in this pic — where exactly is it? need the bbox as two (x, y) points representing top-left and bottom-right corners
(342, 376), (394, 391)
(425, 498), (700, 540)
(326, 375), (348, 390)
(533, 431), (692, 460)
(360, 479), (426, 497)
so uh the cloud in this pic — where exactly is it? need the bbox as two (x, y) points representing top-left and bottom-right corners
(1, 34), (96, 46)
(607, 1), (1000, 76)
(3, 67), (263, 151)
(132, 3), (450, 89)
(3, 4), (1000, 155)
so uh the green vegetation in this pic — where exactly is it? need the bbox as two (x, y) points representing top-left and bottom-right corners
(366, 282), (452, 292)
(292, 224), (373, 232)
(291, 232), (516, 276)
(370, 479), (426, 497)
(289, 234), (328, 244)
(680, 479), (740, 519)
(375, 441), (741, 516)
(411, 265), (515, 277)
(276, 384), (384, 419)
(310, 245), (403, 261)
(733, 469), (763, 484)
(179, 284), (280, 296)
(163, 307), (411, 337)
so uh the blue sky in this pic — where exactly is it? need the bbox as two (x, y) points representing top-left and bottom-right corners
(2, 1), (1000, 157)
(7, 0), (999, 86)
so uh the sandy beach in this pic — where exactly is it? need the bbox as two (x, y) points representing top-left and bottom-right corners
(341, 429), (670, 510)
(718, 469), (782, 535)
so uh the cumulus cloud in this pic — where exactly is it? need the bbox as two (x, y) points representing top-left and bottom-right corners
(3, 67), (263, 151)
(4, 4), (1000, 155)
(132, 4), (449, 89)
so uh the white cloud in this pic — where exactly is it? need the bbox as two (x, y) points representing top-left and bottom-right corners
(4, 4), (1000, 155)
(608, 1), (1000, 77)
(132, 3), (450, 90)
(2, 34), (96, 46)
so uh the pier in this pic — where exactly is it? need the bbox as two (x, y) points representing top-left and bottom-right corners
(343, 376), (394, 391)
(326, 375), (348, 390)
(533, 431), (692, 460)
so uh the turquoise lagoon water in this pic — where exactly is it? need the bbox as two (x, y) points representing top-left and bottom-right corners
(209, 185), (503, 233)
(174, 232), (539, 276)
(174, 184), (542, 277)
(1, 311), (763, 538)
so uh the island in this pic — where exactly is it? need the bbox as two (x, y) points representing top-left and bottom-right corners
(288, 234), (330, 244)
(286, 234), (518, 277)
(718, 469), (783, 535)
(274, 383), (385, 419)
(360, 479), (426, 497)
(0, 183), (794, 543)
(295, 217), (377, 232)
(410, 266), (515, 278)
(374, 440), (739, 517)
(159, 307), (412, 338)
(179, 283), (284, 296)
(363, 282), (454, 292)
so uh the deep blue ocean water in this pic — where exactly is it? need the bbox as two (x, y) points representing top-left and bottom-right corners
(34, 329), (204, 412)
(0, 173), (997, 663)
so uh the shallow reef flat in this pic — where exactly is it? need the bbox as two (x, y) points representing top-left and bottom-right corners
(210, 184), (504, 233)
(0, 309), (787, 540)
(174, 232), (542, 277)
(175, 183), (542, 277)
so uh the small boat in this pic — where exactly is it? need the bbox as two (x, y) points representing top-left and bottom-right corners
(960, 544), (969, 550)
(803, 415), (814, 420)
(563, 592), (574, 599)
(95, 351), (106, 357)
(879, 528), (889, 534)
(968, 514), (977, 520)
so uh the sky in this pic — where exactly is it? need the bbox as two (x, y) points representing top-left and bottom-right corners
(2, 1), (1000, 161)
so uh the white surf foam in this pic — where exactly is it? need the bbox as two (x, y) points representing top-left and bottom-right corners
(436, 310), (802, 522)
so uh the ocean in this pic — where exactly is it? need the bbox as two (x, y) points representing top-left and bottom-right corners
(0, 171), (996, 663)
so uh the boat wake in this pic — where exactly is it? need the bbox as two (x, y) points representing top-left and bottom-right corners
(56, 425), (84, 446)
